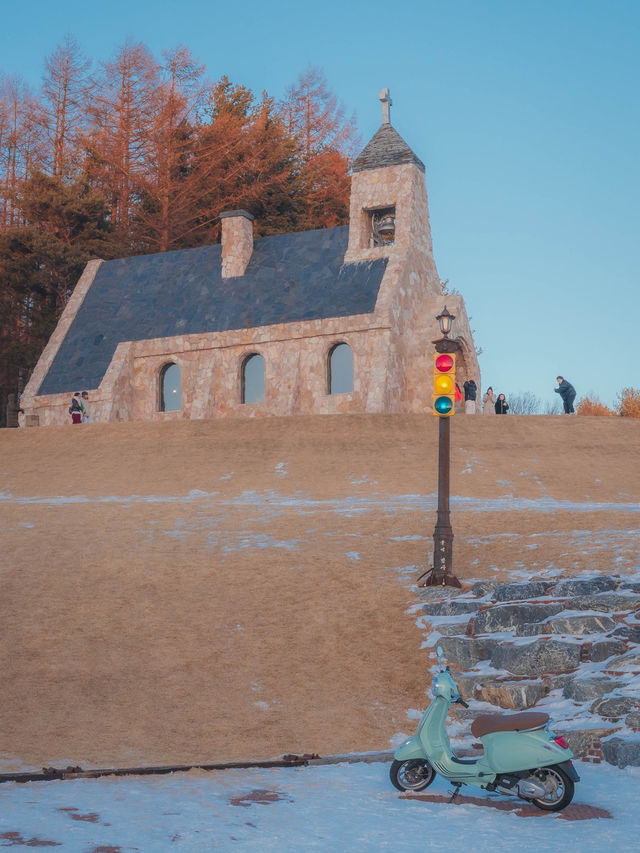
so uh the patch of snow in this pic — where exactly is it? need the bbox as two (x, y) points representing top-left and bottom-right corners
(0, 761), (637, 851)
(221, 534), (301, 553)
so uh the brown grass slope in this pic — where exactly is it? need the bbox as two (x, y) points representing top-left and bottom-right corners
(0, 414), (638, 770)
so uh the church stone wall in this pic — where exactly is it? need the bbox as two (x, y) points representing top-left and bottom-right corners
(20, 107), (480, 426)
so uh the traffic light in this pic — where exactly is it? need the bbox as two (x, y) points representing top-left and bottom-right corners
(433, 352), (456, 416)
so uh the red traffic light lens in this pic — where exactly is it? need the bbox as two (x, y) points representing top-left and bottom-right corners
(434, 396), (453, 415)
(435, 354), (454, 372)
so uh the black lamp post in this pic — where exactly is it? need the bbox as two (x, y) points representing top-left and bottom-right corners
(426, 306), (462, 588)
(436, 306), (455, 338)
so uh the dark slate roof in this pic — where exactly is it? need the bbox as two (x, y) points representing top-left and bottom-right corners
(352, 124), (425, 173)
(38, 225), (387, 395)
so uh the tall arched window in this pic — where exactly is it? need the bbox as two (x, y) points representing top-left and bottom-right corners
(328, 343), (353, 395)
(160, 362), (181, 412)
(242, 353), (265, 404)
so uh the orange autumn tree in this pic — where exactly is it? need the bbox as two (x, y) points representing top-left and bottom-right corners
(576, 395), (614, 416)
(281, 67), (358, 231)
(0, 39), (359, 422)
(616, 388), (640, 418)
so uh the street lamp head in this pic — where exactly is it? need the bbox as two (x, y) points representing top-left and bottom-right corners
(436, 306), (455, 337)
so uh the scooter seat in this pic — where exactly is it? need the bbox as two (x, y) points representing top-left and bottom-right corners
(471, 711), (549, 738)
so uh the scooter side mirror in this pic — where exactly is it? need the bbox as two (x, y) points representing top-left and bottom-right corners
(436, 645), (444, 666)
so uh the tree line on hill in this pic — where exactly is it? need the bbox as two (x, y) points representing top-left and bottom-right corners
(504, 390), (640, 417)
(0, 37), (359, 425)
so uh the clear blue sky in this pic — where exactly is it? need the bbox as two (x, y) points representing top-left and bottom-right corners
(2, 0), (638, 408)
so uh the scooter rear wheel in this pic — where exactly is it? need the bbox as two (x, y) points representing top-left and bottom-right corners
(529, 764), (575, 811)
(389, 759), (436, 792)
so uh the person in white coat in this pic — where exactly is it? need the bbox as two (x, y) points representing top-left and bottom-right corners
(482, 387), (496, 415)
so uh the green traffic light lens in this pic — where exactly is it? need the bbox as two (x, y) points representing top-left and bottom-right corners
(434, 396), (453, 415)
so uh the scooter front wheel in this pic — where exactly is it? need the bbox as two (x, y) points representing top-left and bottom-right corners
(389, 758), (435, 792)
(529, 764), (575, 811)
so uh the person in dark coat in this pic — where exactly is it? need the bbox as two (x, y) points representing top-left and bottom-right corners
(463, 379), (477, 415)
(495, 393), (509, 414)
(555, 376), (576, 414)
(69, 392), (83, 424)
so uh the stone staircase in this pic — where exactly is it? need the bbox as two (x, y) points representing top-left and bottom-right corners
(418, 574), (640, 767)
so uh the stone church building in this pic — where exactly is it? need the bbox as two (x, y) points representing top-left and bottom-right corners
(21, 92), (479, 426)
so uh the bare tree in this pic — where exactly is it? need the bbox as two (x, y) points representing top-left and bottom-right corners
(281, 67), (359, 161)
(505, 391), (544, 415)
(40, 35), (91, 178)
(0, 75), (44, 230)
(543, 398), (563, 415)
(145, 46), (205, 252)
(85, 41), (158, 241)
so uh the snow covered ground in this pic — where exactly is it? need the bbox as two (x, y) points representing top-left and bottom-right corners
(1, 760), (638, 852)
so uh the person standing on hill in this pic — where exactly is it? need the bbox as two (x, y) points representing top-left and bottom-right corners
(555, 376), (577, 414)
(463, 379), (477, 415)
(81, 391), (91, 423)
(454, 382), (463, 413)
(69, 392), (83, 425)
(482, 387), (496, 415)
(495, 393), (509, 414)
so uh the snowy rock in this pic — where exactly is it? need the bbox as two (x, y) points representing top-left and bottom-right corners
(588, 640), (627, 662)
(437, 636), (498, 670)
(515, 614), (617, 637)
(514, 622), (549, 636)
(456, 674), (490, 700)
(470, 580), (500, 597)
(625, 711), (640, 729)
(570, 593), (640, 613)
(492, 581), (553, 602)
(519, 614), (617, 636)
(477, 680), (547, 710)
(435, 621), (472, 637)
(606, 650), (640, 671)
(473, 602), (564, 633)
(612, 624), (640, 644)
(550, 576), (617, 596)
(423, 599), (479, 616)
(558, 727), (614, 759)
(601, 736), (640, 767)
(546, 673), (575, 691)
(490, 639), (581, 676)
(563, 677), (624, 702)
(590, 696), (639, 718)
(621, 581), (640, 593)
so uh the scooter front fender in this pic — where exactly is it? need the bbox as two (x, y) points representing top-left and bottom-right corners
(394, 735), (427, 762)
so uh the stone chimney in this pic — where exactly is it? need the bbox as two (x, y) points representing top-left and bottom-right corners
(219, 209), (254, 278)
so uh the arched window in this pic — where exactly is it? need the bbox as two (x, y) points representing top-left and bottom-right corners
(242, 353), (265, 404)
(328, 343), (353, 395)
(160, 362), (181, 412)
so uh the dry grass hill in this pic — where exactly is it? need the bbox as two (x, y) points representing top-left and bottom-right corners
(1, 414), (639, 771)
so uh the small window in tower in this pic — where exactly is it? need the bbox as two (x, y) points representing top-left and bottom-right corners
(160, 362), (181, 412)
(370, 207), (396, 247)
(328, 343), (353, 395)
(242, 353), (265, 404)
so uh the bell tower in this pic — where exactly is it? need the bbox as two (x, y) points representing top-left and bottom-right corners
(344, 89), (433, 266)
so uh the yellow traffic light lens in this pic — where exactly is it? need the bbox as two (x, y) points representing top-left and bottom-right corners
(435, 396), (453, 414)
(434, 375), (454, 395)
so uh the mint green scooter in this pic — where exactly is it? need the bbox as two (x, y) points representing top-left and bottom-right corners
(390, 647), (580, 811)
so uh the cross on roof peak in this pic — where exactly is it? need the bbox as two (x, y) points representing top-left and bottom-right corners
(379, 88), (392, 125)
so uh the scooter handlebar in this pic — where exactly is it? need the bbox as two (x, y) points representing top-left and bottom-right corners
(455, 697), (469, 709)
